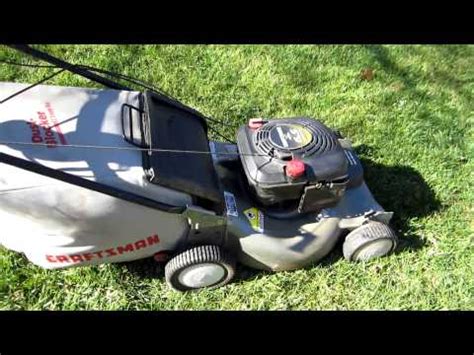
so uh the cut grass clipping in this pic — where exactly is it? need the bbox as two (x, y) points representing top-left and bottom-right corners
(0, 45), (473, 310)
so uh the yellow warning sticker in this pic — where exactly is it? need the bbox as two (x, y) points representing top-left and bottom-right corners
(243, 207), (264, 233)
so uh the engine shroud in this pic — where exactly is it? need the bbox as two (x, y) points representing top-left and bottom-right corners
(236, 117), (349, 212)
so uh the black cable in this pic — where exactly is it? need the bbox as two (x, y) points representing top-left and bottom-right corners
(80, 65), (237, 143)
(80, 65), (172, 96)
(0, 58), (56, 68)
(0, 53), (238, 142)
(0, 69), (66, 104)
(208, 126), (236, 144)
(0, 57), (240, 128)
(81, 65), (240, 129)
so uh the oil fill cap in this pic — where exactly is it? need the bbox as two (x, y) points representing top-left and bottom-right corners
(286, 159), (305, 178)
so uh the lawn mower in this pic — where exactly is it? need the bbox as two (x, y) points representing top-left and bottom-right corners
(0, 45), (398, 291)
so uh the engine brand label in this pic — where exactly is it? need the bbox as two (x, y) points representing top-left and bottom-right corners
(269, 124), (312, 150)
(244, 207), (264, 233)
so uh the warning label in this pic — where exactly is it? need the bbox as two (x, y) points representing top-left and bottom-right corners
(224, 191), (238, 217)
(244, 207), (264, 233)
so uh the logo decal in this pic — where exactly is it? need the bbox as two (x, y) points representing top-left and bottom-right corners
(269, 124), (313, 150)
(26, 102), (67, 148)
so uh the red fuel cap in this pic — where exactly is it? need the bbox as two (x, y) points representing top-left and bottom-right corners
(286, 159), (305, 178)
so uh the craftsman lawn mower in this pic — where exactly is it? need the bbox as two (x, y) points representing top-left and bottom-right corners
(0, 45), (398, 291)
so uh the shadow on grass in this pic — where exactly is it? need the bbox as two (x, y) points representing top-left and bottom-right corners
(233, 150), (442, 284)
(356, 144), (442, 252)
(116, 256), (165, 280)
(119, 149), (442, 284)
(364, 45), (418, 88)
(365, 45), (472, 102)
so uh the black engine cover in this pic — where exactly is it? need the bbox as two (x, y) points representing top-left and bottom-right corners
(237, 117), (349, 212)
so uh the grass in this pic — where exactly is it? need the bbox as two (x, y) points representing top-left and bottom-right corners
(0, 44), (473, 310)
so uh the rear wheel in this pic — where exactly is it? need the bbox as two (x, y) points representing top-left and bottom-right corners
(165, 245), (236, 291)
(343, 221), (398, 262)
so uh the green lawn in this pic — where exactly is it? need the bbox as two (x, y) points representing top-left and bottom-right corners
(0, 44), (472, 310)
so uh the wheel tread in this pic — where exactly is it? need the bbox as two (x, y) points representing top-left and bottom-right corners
(343, 221), (398, 261)
(165, 245), (236, 291)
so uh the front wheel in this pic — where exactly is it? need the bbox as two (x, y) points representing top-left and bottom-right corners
(343, 221), (398, 262)
(165, 245), (236, 291)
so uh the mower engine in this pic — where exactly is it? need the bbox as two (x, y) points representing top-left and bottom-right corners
(237, 117), (349, 213)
